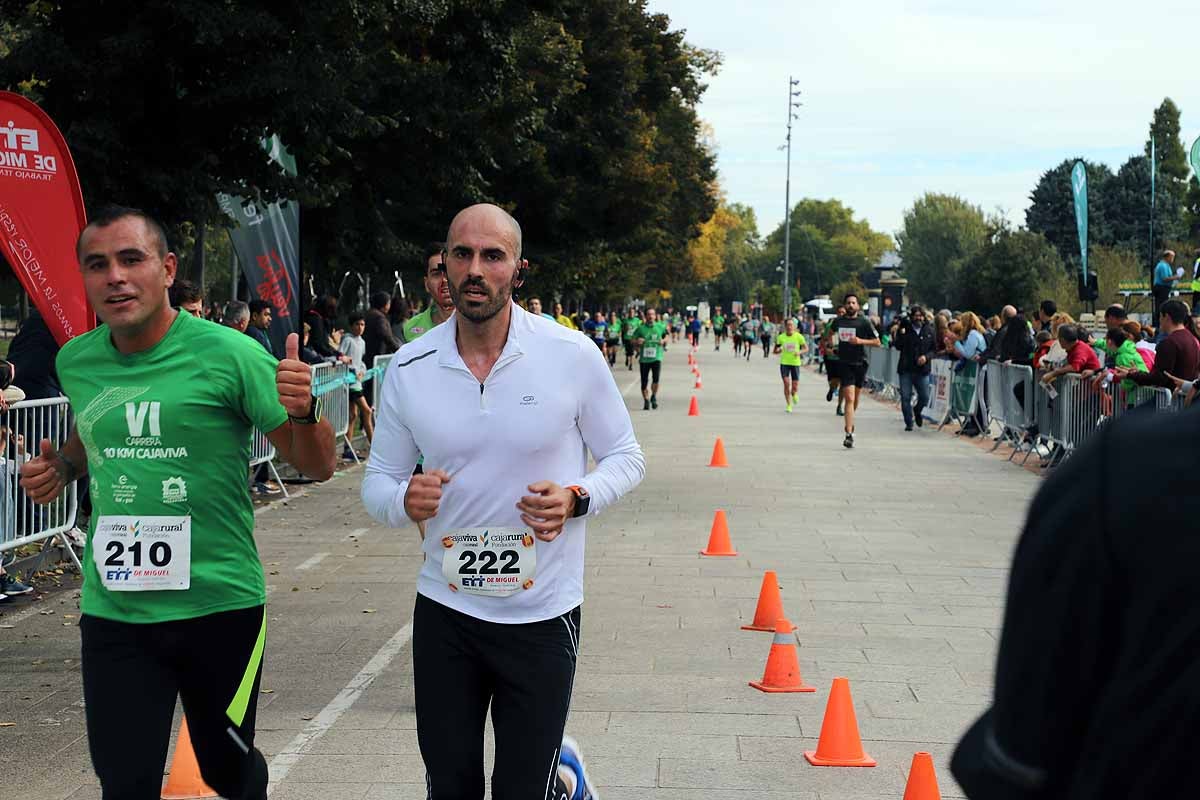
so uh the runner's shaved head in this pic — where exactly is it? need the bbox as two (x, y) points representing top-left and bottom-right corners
(446, 204), (523, 263)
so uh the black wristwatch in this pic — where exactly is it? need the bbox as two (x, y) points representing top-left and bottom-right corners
(289, 395), (323, 425)
(566, 485), (590, 518)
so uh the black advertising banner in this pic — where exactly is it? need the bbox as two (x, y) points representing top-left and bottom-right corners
(217, 137), (299, 356)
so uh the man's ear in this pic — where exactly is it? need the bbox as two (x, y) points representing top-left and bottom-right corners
(514, 259), (529, 288)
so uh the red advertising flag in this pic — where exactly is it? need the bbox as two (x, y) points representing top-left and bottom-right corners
(0, 91), (95, 345)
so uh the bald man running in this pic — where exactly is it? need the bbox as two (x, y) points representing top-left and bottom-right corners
(364, 204), (645, 800)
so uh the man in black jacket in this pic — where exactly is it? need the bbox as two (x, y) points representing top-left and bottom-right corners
(891, 305), (935, 431)
(363, 290), (401, 368)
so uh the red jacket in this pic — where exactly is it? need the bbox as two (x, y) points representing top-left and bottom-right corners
(1066, 341), (1101, 373)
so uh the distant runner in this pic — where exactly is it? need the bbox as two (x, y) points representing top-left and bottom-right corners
(634, 308), (669, 410)
(774, 317), (808, 412)
(832, 293), (880, 448)
(712, 307), (725, 351)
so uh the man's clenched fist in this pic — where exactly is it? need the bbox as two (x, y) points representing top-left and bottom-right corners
(405, 469), (451, 522)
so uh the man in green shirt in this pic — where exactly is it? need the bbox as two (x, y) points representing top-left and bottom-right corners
(20, 206), (336, 800)
(712, 307), (726, 351)
(633, 307), (669, 410)
(621, 309), (642, 371)
(402, 241), (455, 342)
(774, 317), (809, 412)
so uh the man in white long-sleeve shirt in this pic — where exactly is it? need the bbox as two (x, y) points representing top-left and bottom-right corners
(362, 204), (645, 800)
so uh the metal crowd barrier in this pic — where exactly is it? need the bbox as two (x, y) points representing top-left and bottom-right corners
(865, 347), (900, 400)
(313, 361), (358, 462)
(0, 397), (81, 571)
(982, 361), (1036, 457)
(925, 359), (955, 426)
(249, 428), (289, 498)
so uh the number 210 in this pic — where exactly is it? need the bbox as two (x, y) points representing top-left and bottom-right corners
(458, 550), (519, 575)
(104, 540), (171, 568)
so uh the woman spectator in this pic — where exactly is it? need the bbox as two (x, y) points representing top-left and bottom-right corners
(954, 312), (988, 363)
(1121, 321), (1156, 372)
(934, 313), (951, 358)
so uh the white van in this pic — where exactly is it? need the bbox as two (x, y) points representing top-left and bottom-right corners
(804, 296), (836, 323)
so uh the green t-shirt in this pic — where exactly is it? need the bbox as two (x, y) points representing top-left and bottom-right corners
(402, 307), (440, 341)
(822, 320), (840, 361)
(57, 311), (288, 623)
(634, 321), (668, 362)
(776, 332), (807, 366)
(622, 317), (640, 339)
(712, 315), (725, 333)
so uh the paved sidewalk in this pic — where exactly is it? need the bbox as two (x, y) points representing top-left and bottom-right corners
(3, 337), (1038, 799)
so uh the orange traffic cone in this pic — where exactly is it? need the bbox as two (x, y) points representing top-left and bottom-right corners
(749, 618), (815, 693)
(161, 717), (218, 799)
(687, 396), (700, 417)
(700, 509), (737, 556)
(902, 752), (941, 800)
(742, 571), (785, 631)
(708, 437), (728, 467)
(694, 375), (703, 389)
(804, 677), (876, 767)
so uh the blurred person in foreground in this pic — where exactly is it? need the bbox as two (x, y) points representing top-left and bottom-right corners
(952, 403), (1200, 798)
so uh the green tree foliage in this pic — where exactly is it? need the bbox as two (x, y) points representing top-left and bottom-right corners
(1025, 158), (1113, 266)
(759, 198), (892, 299)
(1104, 155), (1187, 258)
(896, 193), (986, 310)
(1146, 98), (1189, 203)
(960, 219), (1062, 315)
(0, 0), (718, 304)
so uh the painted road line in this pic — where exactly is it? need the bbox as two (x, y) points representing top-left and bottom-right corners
(296, 552), (330, 571)
(266, 620), (414, 792)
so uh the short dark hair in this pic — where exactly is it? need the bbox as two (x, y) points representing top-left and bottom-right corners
(423, 241), (445, 267)
(348, 311), (365, 325)
(370, 290), (391, 310)
(1160, 299), (1190, 325)
(1106, 327), (1128, 346)
(248, 299), (271, 315)
(1104, 304), (1127, 320)
(77, 205), (169, 260)
(1040, 299), (1057, 318)
(169, 279), (202, 307)
(1057, 324), (1079, 344)
(843, 292), (859, 304)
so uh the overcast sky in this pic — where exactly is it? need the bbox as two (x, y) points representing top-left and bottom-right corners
(647, 0), (1200, 243)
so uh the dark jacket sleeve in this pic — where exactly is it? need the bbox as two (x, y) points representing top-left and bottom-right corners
(1129, 337), (1174, 387)
(307, 314), (337, 358)
(367, 310), (401, 355)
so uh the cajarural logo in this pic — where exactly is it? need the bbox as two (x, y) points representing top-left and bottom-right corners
(161, 476), (187, 504)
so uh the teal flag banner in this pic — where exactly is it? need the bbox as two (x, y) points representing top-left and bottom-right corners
(1070, 160), (1088, 280)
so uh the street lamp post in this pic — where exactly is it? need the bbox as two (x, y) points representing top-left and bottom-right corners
(781, 78), (802, 319)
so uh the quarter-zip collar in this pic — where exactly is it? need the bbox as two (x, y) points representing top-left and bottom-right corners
(437, 301), (528, 378)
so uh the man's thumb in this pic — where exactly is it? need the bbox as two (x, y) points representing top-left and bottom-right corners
(39, 438), (56, 459)
(285, 332), (300, 361)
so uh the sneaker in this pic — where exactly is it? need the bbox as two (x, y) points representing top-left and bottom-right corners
(843, 432), (854, 449)
(0, 593), (9, 604)
(905, 424), (914, 432)
(836, 405), (844, 416)
(643, 399), (650, 411)
(650, 396), (658, 410)
(826, 388), (834, 402)
(914, 414), (923, 428)
(792, 394), (799, 404)
(559, 735), (599, 800)
(786, 404), (792, 413)
(342, 447), (357, 460)
(0, 574), (33, 596)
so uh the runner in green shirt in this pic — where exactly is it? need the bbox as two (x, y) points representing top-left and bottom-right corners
(633, 308), (669, 410)
(774, 317), (809, 412)
(712, 309), (726, 351)
(759, 317), (775, 359)
(20, 207), (336, 800)
(621, 310), (642, 371)
(402, 243), (455, 342)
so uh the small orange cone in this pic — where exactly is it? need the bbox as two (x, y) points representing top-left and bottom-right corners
(687, 396), (700, 417)
(700, 509), (737, 556)
(749, 618), (815, 693)
(161, 717), (218, 799)
(694, 375), (703, 389)
(708, 437), (728, 467)
(742, 571), (785, 631)
(804, 677), (876, 767)
(902, 752), (941, 800)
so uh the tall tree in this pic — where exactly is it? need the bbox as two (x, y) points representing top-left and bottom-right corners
(1102, 155), (1186, 260)
(1145, 98), (1189, 206)
(1025, 158), (1113, 267)
(896, 193), (987, 310)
